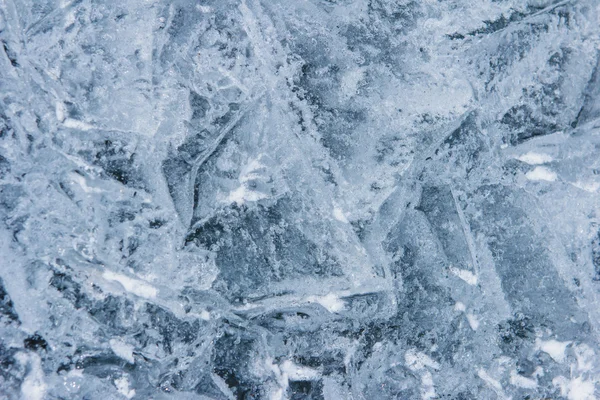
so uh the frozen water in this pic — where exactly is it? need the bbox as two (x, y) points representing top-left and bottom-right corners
(1, 0), (600, 399)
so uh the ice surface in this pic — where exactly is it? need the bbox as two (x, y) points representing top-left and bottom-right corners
(1, 0), (600, 398)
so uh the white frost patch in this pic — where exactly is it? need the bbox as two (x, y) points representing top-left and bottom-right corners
(200, 310), (211, 321)
(114, 376), (136, 399)
(525, 166), (557, 182)
(466, 314), (480, 331)
(196, 5), (212, 13)
(405, 350), (440, 371)
(69, 172), (103, 193)
(280, 360), (321, 381)
(269, 388), (284, 400)
(239, 158), (266, 184)
(449, 266), (478, 285)
(553, 376), (596, 400)
(535, 339), (570, 363)
(68, 369), (83, 378)
(102, 270), (158, 299)
(477, 369), (510, 400)
(405, 350), (439, 400)
(510, 370), (537, 389)
(515, 152), (553, 165)
(264, 358), (319, 400)
(15, 353), (47, 400)
(225, 156), (269, 205)
(333, 206), (349, 223)
(260, 358), (285, 400)
(339, 67), (364, 99)
(307, 293), (345, 313)
(420, 371), (437, 400)
(571, 180), (600, 193)
(454, 301), (466, 312)
(110, 339), (135, 364)
(63, 118), (94, 131)
(269, 388), (285, 400)
(226, 185), (268, 205)
(63, 9), (76, 30)
(574, 344), (595, 372)
(62, 368), (84, 393)
(55, 102), (66, 122)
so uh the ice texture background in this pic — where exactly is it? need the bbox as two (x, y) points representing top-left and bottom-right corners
(1, 0), (600, 399)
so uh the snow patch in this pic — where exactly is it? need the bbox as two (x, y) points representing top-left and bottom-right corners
(15, 353), (47, 400)
(63, 118), (94, 131)
(69, 173), (103, 194)
(333, 206), (349, 223)
(307, 293), (345, 313)
(449, 266), (478, 285)
(109, 339), (135, 364)
(263, 358), (320, 400)
(466, 313), (480, 331)
(55, 102), (66, 122)
(515, 152), (553, 165)
(510, 370), (537, 389)
(553, 376), (596, 400)
(571, 180), (600, 193)
(405, 349), (440, 400)
(536, 339), (570, 363)
(196, 5), (212, 13)
(339, 67), (364, 99)
(574, 344), (595, 372)
(225, 156), (270, 205)
(200, 310), (211, 321)
(102, 270), (158, 299)
(280, 360), (321, 381)
(405, 350), (440, 371)
(526, 166), (557, 182)
(114, 376), (136, 399)
(477, 369), (510, 400)
(226, 185), (268, 205)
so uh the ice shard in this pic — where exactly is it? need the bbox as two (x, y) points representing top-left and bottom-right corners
(1, 0), (600, 399)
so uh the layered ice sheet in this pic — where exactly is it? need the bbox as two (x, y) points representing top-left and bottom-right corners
(1, 0), (600, 399)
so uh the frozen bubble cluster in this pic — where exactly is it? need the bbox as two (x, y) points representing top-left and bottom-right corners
(1, 0), (600, 399)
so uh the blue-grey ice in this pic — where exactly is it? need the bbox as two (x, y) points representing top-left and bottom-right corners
(1, 0), (600, 399)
